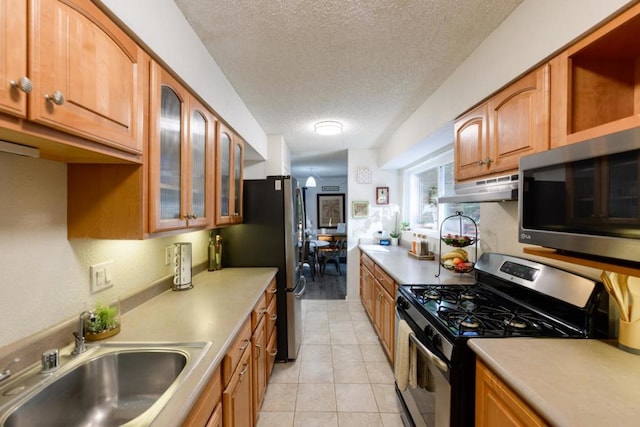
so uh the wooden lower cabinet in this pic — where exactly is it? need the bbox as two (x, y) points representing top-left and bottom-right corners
(360, 252), (396, 363)
(223, 342), (253, 427)
(252, 315), (267, 421)
(182, 366), (222, 427)
(205, 402), (222, 427)
(476, 360), (548, 427)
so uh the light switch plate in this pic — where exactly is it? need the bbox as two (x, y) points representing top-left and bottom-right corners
(90, 260), (114, 293)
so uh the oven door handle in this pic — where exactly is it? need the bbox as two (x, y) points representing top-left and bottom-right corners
(409, 332), (449, 374)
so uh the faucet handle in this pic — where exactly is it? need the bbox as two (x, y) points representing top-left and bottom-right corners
(0, 357), (20, 383)
(41, 349), (59, 373)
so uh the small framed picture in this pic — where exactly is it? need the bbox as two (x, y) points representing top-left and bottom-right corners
(376, 187), (389, 205)
(352, 200), (369, 218)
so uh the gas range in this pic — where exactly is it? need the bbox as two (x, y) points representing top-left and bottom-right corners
(394, 253), (610, 427)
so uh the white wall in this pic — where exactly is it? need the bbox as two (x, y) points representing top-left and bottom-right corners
(299, 177), (348, 231)
(97, 0), (267, 160)
(345, 149), (400, 300)
(379, 0), (634, 169)
(0, 153), (211, 348)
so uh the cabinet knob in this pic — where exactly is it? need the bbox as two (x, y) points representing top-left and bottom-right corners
(478, 157), (492, 166)
(10, 77), (32, 94)
(44, 91), (65, 106)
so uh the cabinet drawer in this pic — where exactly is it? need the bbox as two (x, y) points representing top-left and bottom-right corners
(251, 293), (268, 331)
(182, 365), (222, 427)
(374, 265), (396, 296)
(222, 317), (251, 386)
(360, 253), (374, 273)
(266, 327), (277, 380)
(265, 277), (277, 305)
(266, 296), (277, 339)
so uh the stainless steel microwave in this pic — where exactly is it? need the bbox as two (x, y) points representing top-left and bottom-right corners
(518, 128), (640, 263)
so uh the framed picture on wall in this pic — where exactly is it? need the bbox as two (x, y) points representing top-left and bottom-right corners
(376, 187), (389, 205)
(352, 200), (369, 218)
(317, 193), (345, 228)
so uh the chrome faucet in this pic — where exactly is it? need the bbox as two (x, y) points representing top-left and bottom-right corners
(0, 358), (20, 383)
(72, 311), (95, 355)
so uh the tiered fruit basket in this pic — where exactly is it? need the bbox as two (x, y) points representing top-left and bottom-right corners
(436, 211), (478, 277)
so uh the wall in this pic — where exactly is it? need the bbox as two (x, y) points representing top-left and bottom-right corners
(97, 0), (267, 160)
(0, 153), (210, 349)
(345, 149), (400, 299)
(298, 177), (348, 231)
(379, 0), (634, 170)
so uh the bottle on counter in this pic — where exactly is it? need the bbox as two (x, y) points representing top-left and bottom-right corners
(411, 233), (418, 254)
(214, 235), (223, 270)
(208, 231), (217, 271)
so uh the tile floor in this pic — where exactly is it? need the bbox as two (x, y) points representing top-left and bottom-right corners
(257, 299), (404, 427)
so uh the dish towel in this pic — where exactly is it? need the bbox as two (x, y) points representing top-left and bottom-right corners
(395, 319), (417, 391)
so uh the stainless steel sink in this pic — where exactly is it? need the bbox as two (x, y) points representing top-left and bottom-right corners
(0, 341), (211, 427)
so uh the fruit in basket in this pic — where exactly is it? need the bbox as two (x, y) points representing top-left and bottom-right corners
(441, 248), (468, 261)
(441, 234), (474, 247)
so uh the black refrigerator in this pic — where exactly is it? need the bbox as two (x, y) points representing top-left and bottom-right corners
(220, 176), (306, 361)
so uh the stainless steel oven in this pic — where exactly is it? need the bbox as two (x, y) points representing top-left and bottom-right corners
(395, 310), (451, 427)
(394, 253), (609, 427)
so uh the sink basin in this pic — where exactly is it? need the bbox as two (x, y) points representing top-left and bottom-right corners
(0, 342), (211, 427)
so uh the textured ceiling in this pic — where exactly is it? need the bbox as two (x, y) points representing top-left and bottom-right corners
(174, 0), (522, 177)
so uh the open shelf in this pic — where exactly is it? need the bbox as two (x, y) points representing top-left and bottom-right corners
(523, 247), (640, 277)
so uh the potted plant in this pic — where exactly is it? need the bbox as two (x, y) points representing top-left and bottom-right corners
(400, 221), (410, 231)
(389, 231), (400, 246)
(85, 301), (121, 341)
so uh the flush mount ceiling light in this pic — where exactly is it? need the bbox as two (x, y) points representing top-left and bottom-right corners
(305, 168), (318, 187)
(314, 120), (343, 136)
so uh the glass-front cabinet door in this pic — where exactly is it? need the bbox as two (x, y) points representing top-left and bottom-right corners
(149, 62), (214, 232)
(186, 99), (214, 228)
(216, 123), (243, 225)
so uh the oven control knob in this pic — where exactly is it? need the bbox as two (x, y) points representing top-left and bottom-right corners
(424, 325), (433, 337)
(432, 334), (442, 349)
(397, 296), (409, 310)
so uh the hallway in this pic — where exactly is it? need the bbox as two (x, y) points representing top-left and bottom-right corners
(257, 299), (403, 427)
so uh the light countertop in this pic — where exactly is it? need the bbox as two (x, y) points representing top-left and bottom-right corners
(358, 244), (476, 285)
(470, 338), (640, 426)
(110, 267), (277, 426)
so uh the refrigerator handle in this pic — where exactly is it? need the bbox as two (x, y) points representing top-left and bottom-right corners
(294, 275), (307, 298)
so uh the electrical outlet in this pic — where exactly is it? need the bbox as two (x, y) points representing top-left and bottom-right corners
(90, 260), (114, 293)
(165, 246), (174, 266)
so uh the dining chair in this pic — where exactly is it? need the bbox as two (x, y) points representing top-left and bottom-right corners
(301, 240), (319, 281)
(319, 238), (346, 276)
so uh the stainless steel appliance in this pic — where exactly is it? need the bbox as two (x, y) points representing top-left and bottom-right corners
(394, 253), (609, 427)
(519, 127), (640, 263)
(173, 242), (192, 290)
(221, 176), (306, 361)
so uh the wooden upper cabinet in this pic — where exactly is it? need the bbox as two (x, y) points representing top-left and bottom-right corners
(215, 123), (243, 225)
(454, 65), (549, 181)
(28, 0), (145, 154)
(487, 64), (550, 174)
(454, 103), (489, 181)
(549, 2), (640, 149)
(149, 62), (214, 233)
(0, 0), (28, 117)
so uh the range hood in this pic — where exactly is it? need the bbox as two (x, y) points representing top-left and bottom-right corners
(438, 173), (518, 203)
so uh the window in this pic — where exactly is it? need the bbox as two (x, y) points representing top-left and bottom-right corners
(404, 149), (480, 235)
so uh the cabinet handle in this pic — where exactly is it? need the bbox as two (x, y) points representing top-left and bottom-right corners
(269, 348), (278, 356)
(268, 287), (277, 294)
(10, 77), (32, 94)
(239, 363), (248, 376)
(239, 339), (250, 351)
(259, 307), (267, 314)
(255, 344), (261, 358)
(478, 157), (492, 166)
(270, 314), (277, 321)
(44, 90), (65, 105)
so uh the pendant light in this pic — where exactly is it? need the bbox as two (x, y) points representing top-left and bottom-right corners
(305, 168), (317, 187)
